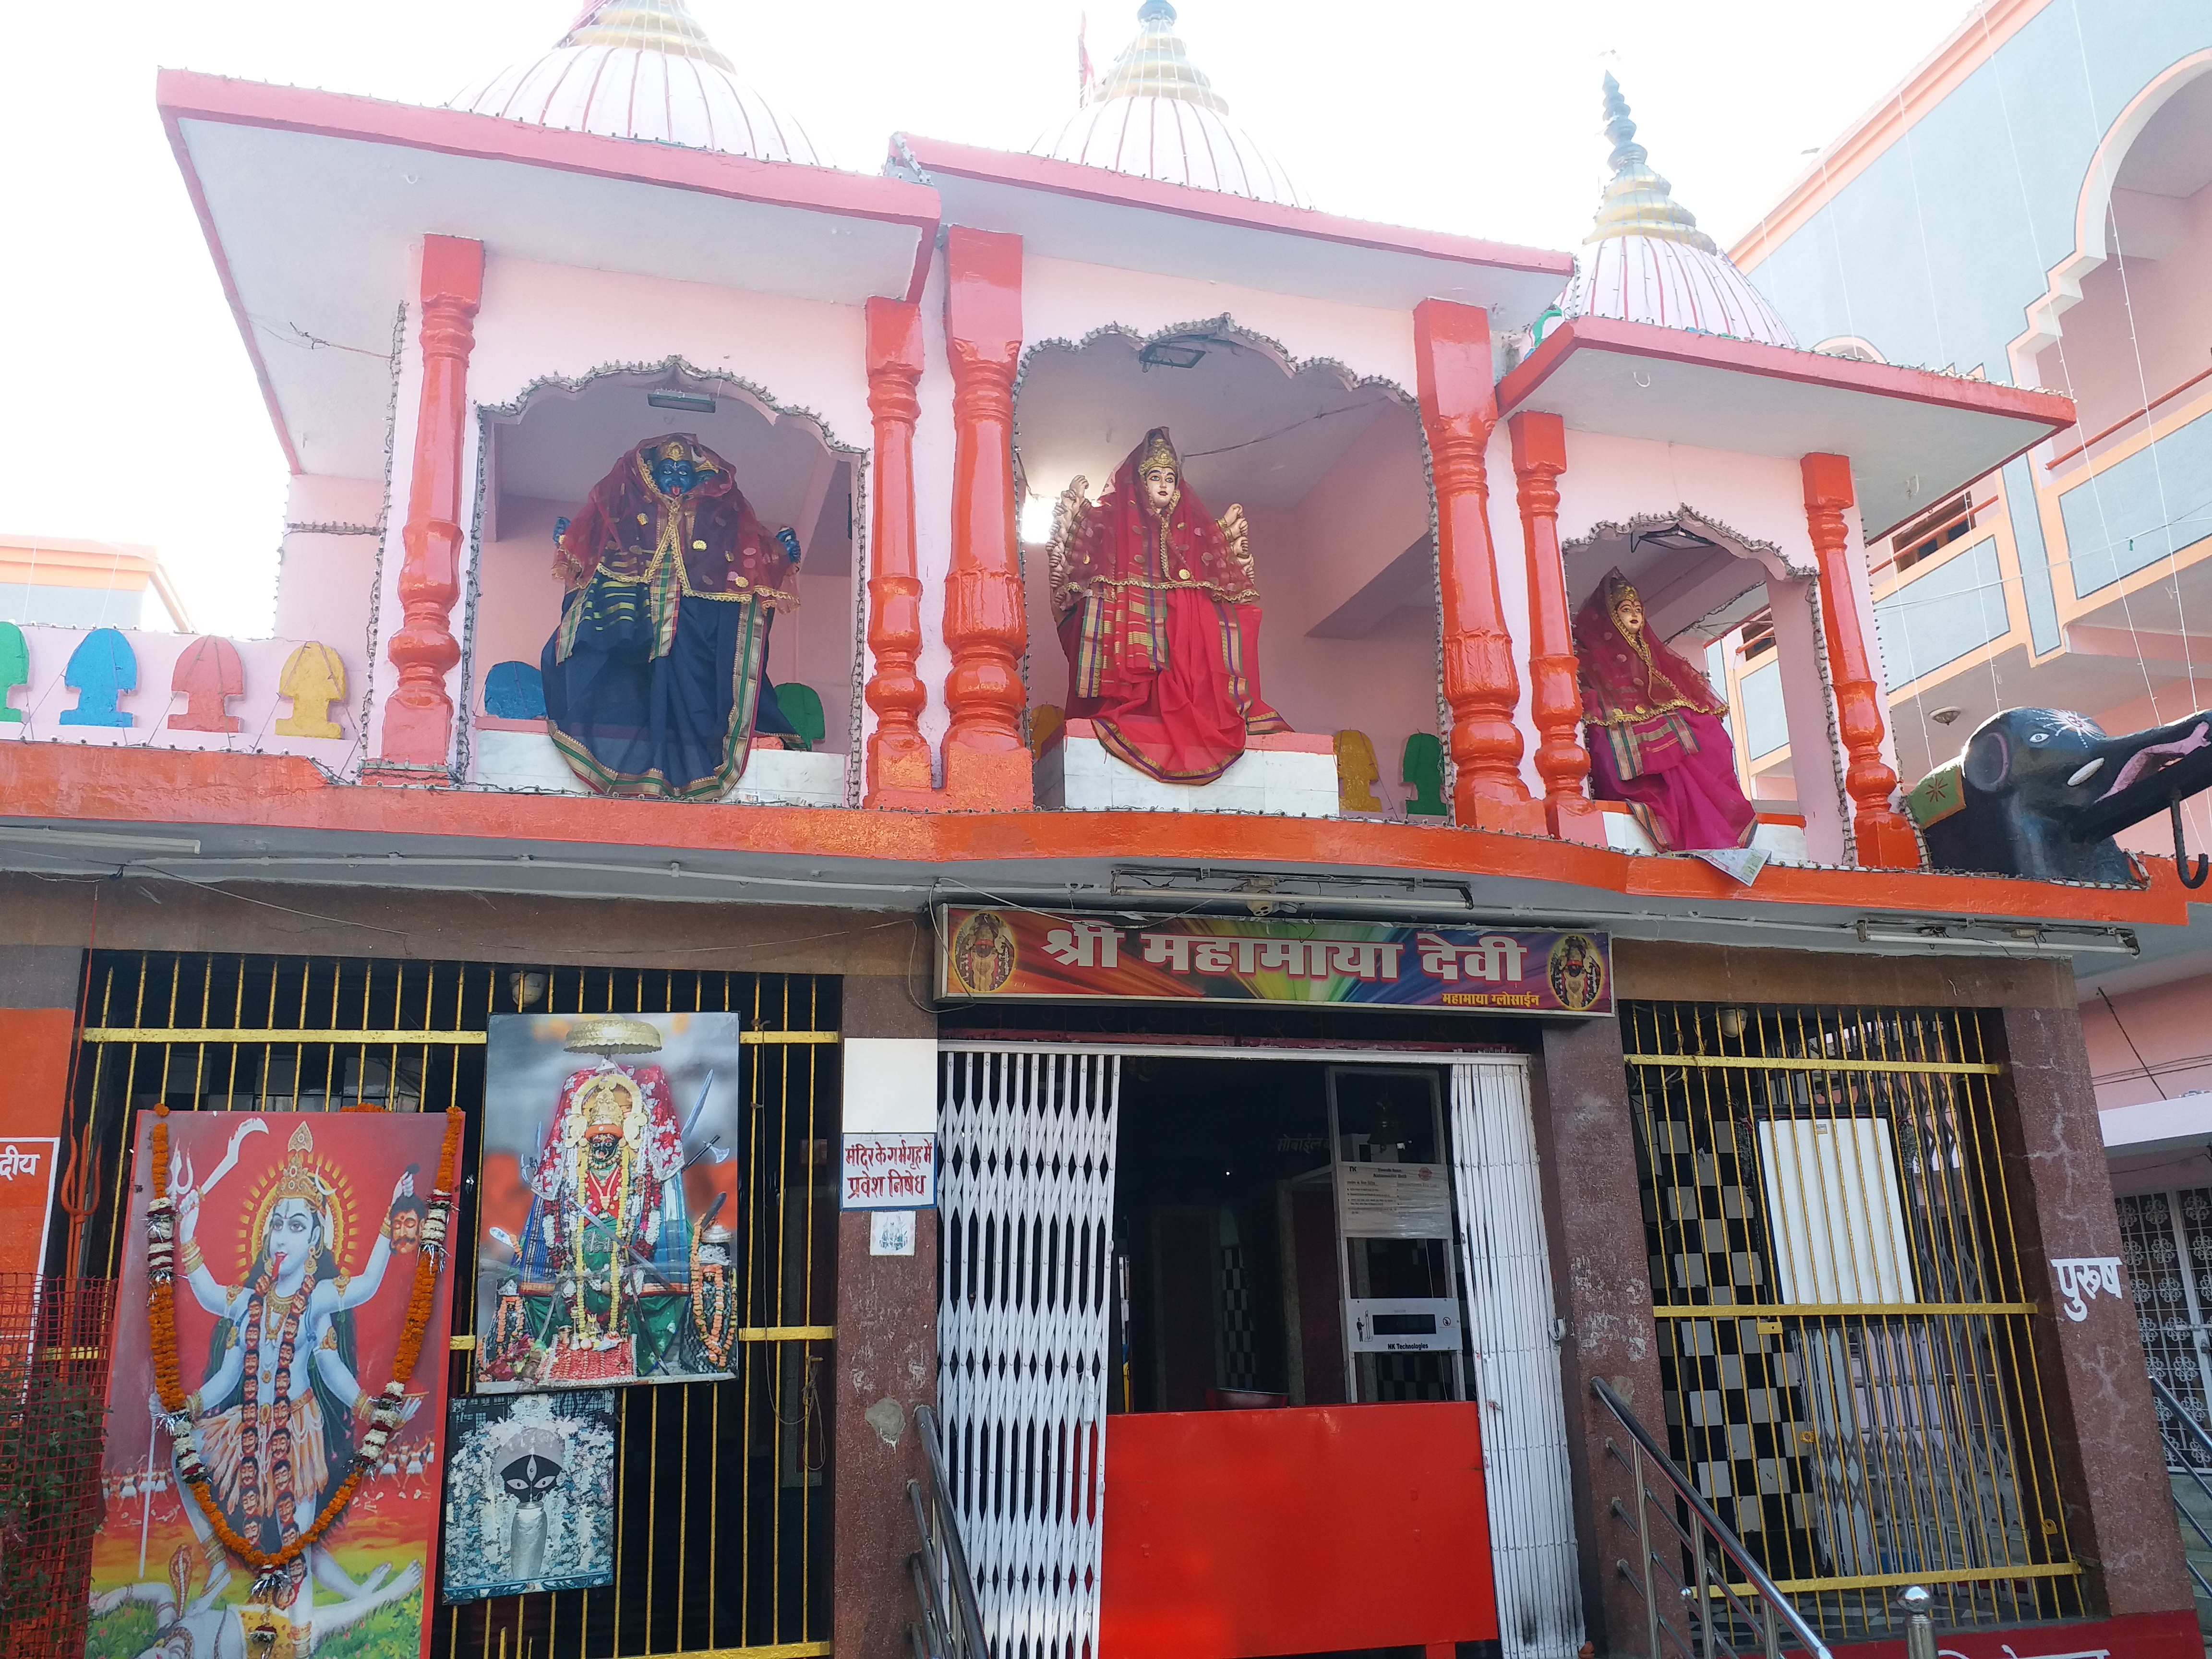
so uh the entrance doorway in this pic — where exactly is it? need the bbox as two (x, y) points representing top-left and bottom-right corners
(1114, 1058), (1464, 1414)
(936, 1041), (1585, 1659)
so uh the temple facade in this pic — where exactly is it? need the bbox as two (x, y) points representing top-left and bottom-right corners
(1, 4), (2202, 1658)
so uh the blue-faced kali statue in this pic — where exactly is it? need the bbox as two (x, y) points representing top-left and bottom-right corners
(541, 434), (803, 798)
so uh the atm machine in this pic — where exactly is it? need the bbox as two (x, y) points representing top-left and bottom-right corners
(1326, 1066), (1466, 1403)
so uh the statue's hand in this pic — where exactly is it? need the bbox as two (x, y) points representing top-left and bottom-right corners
(1217, 502), (1249, 554)
(775, 526), (801, 565)
(553, 515), (571, 551)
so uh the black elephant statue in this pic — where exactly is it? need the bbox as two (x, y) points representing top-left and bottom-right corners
(1908, 706), (2212, 883)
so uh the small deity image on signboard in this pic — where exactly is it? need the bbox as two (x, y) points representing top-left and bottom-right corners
(476, 1013), (746, 1391)
(440, 1390), (617, 1603)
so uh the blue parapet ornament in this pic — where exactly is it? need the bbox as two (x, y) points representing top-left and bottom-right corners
(59, 627), (137, 727)
(484, 661), (548, 721)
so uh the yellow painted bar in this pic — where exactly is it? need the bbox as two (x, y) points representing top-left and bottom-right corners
(1623, 1051), (2001, 1074)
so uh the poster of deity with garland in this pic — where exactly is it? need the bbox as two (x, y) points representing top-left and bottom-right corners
(86, 1109), (458, 1659)
(475, 1013), (747, 1391)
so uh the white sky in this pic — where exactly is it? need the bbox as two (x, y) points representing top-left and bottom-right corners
(0, 0), (1972, 637)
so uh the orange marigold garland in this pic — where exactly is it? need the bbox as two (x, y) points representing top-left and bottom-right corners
(148, 1104), (463, 1600)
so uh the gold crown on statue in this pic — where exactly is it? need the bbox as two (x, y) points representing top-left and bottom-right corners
(653, 438), (690, 463)
(1604, 571), (1643, 612)
(580, 1076), (638, 1133)
(1136, 429), (1178, 477)
(270, 1123), (329, 1205)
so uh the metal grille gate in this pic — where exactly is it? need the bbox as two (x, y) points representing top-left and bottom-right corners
(68, 951), (837, 1659)
(1448, 1058), (1584, 1659)
(1623, 1000), (2080, 1645)
(2118, 1188), (2212, 1469)
(936, 1047), (1118, 1659)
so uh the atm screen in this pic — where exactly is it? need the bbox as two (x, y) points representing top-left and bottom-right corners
(1370, 1312), (1438, 1335)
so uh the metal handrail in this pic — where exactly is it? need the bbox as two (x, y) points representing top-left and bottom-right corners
(1595, 1375), (1833, 1659)
(2144, 1373), (2212, 1602)
(908, 1403), (989, 1659)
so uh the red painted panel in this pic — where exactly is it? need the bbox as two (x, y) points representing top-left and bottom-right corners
(1101, 1403), (1496, 1658)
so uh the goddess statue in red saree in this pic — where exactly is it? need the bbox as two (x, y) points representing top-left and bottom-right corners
(1046, 428), (1286, 784)
(1575, 568), (1756, 853)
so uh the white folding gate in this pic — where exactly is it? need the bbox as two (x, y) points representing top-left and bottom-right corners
(1450, 1058), (1586, 1659)
(937, 1047), (1121, 1659)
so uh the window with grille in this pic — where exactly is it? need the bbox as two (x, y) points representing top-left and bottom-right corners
(1624, 1000), (2080, 1646)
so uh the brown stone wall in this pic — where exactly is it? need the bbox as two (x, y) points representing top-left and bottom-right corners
(1533, 1014), (1664, 1658)
(1991, 1000), (2193, 1619)
(0, 873), (923, 975)
(1612, 938), (2074, 1010)
(832, 974), (939, 1659)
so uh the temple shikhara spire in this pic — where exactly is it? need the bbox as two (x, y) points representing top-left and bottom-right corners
(451, 0), (822, 164)
(1035, 0), (1303, 205)
(1556, 73), (1796, 346)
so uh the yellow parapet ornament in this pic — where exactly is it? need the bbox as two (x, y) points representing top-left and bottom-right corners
(1333, 730), (1381, 813)
(275, 642), (346, 738)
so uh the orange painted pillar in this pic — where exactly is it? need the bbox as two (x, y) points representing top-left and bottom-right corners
(939, 228), (1033, 810)
(1802, 453), (1920, 868)
(863, 297), (935, 807)
(374, 234), (485, 778)
(1507, 411), (1603, 844)
(1413, 300), (1544, 836)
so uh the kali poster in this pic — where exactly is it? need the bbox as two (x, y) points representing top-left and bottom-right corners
(87, 1110), (456, 1659)
(476, 1013), (746, 1391)
(440, 1390), (617, 1603)
(937, 909), (1612, 1015)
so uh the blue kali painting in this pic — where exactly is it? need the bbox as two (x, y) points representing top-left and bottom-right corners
(440, 1389), (619, 1604)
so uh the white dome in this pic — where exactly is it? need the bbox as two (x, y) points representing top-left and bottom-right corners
(1555, 76), (1795, 349)
(1034, 1), (1304, 208)
(1561, 236), (1796, 348)
(450, 0), (823, 167)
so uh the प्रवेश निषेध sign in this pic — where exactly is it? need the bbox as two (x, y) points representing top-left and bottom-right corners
(934, 908), (1612, 1016)
(840, 1131), (938, 1210)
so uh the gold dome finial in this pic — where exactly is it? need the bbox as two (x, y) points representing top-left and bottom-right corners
(561, 0), (733, 74)
(1586, 74), (1716, 252)
(1088, 0), (1229, 115)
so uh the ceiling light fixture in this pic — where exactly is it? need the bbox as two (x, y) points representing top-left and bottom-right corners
(1930, 706), (1964, 726)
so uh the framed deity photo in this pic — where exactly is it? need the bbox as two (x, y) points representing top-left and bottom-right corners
(475, 1013), (748, 1392)
(87, 1109), (458, 1659)
(440, 1390), (618, 1603)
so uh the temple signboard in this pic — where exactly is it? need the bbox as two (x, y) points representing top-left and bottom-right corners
(936, 908), (1612, 1016)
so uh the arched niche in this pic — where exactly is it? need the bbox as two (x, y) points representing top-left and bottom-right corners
(470, 359), (863, 766)
(1564, 508), (1847, 860)
(1012, 318), (1438, 794)
(2015, 49), (2212, 395)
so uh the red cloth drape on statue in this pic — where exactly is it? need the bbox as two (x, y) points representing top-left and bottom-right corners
(1053, 429), (1285, 784)
(1574, 568), (1756, 853)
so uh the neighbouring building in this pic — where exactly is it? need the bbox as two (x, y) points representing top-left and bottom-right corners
(1727, 0), (2212, 1580)
(1, 3), (2200, 1658)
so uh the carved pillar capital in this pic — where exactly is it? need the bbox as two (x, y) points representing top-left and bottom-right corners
(372, 234), (483, 780)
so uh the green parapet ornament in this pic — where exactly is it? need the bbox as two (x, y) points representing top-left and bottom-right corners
(1401, 732), (1448, 817)
(0, 621), (25, 723)
(773, 683), (826, 753)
